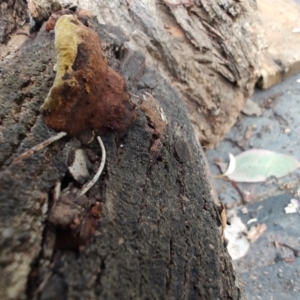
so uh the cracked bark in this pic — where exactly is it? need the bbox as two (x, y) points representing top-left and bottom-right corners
(0, 0), (27, 44)
(0, 1), (255, 299)
(69, 0), (263, 148)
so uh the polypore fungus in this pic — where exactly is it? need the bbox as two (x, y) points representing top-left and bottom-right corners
(41, 15), (136, 136)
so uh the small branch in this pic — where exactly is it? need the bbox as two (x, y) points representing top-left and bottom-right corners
(12, 131), (67, 164)
(279, 243), (300, 257)
(78, 136), (106, 197)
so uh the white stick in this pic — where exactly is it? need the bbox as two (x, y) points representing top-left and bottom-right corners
(12, 131), (67, 164)
(78, 136), (106, 197)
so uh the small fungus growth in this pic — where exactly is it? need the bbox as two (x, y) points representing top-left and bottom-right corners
(11, 9), (138, 254)
(41, 15), (136, 137)
(13, 14), (136, 197)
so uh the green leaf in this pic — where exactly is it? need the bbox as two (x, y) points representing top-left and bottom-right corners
(225, 149), (300, 182)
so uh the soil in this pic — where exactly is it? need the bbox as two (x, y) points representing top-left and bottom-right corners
(206, 70), (300, 299)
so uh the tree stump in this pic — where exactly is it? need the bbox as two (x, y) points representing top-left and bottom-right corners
(0, 1), (262, 299)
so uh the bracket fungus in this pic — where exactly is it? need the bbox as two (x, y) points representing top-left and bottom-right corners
(41, 15), (136, 137)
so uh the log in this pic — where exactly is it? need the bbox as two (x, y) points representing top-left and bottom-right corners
(26, 0), (264, 148)
(77, 0), (264, 148)
(0, 1), (261, 299)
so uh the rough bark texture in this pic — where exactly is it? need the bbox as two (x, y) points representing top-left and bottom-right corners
(0, 18), (245, 300)
(0, 0), (27, 43)
(23, 0), (264, 148)
(66, 0), (264, 148)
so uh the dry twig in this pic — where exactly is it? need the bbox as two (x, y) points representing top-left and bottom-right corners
(12, 131), (67, 164)
(78, 136), (106, 196)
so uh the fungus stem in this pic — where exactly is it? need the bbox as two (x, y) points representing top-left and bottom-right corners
(78, 136), (106, 196)
(12, 131), (67, 164)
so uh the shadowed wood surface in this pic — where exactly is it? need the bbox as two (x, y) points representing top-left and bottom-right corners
(0, 0), (271, 298)
(0, 18), (245, 299)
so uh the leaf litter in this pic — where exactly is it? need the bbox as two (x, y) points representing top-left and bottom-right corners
(224, 210), (267, 260)
(241, 98), (262, 117)
(284, 199), (300, 214)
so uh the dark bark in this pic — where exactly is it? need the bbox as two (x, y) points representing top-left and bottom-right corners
(0, 19), (245, 299)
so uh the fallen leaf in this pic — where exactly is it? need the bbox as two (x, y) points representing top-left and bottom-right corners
(224, 211), (250, 260)
(222, 153), (236, 176)
(284, 199), (300, 214)
(247, 224), (266, 243)
(218, 149), (300, 183)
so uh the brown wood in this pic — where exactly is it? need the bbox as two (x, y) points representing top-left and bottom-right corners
(26, 0), (264, 148)
(83, 0), (263, 148)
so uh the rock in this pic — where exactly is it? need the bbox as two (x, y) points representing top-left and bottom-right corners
(257, 0), (300, 89)
(242, 98), (262, 117)
(68, 149), (89, 184)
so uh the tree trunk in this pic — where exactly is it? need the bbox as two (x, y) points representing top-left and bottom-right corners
(0, 1), (259, 299)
